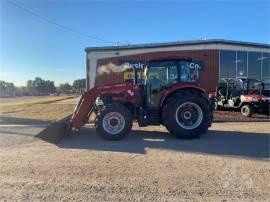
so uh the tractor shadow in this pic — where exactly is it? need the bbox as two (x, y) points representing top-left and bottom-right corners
(58, 127), (270, 159)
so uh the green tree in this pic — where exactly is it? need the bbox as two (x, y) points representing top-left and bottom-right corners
(26, 80), (34, 93)
(16, 86), (29, 96)
(26, 77), (56, 95)
(44, 80), (56, 93)
(58, 82), (72, 93)
(0, 80), (16, 96)
(72, 79), (86, 93)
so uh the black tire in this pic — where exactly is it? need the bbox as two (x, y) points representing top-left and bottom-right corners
(209, 97), (218, 111)
(95, 103), (133, 140)
(240, 104), (253, 117)
(162, 91), (212, 139)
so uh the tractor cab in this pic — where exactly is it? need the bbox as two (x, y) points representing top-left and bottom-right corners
(143, 59), (202, 107)
(132, 59), (207, 127)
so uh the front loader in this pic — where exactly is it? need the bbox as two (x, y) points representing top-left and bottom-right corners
(37, 59), (213, 143)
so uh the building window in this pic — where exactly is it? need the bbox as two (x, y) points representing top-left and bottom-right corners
(262, 52), (270, 83)
(236, 51), (247, 78)
(220, 50), (236, 78)
(248, 52), (261, 80)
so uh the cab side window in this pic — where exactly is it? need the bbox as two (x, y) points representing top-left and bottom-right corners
(179, 62), (191, 82)
(148, 61), (178, 90)
(179, 61), (201, 82)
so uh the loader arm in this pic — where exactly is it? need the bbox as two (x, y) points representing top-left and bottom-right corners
(69, 88), (100, 132)
(37, 83), (141, 144)
(36, 88), (100, 144)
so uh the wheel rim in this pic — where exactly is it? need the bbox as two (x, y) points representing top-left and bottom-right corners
(175, 102), (203, 130)
(242, 106), (249, 115)
(102, 112), (125, 134)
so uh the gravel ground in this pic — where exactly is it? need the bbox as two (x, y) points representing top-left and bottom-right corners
(0, 122), (269, 201)
(214, 110), (270, 122)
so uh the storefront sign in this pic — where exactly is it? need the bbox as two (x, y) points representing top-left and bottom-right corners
(122, 61), (145, 83)
(122, 60), (204, 83)
(121, 61), (145, 69)
(189, 61), (204, 70)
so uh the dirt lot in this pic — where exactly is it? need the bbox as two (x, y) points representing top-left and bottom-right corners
(0, 96), (269, 201)
(0, 122), (269, 201)
(214, 110), (269, 122)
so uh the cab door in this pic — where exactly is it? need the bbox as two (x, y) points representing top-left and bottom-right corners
(146, 61), (179, 107)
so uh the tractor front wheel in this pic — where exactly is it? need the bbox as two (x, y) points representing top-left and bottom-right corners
(162, 91), (211, 139)
(95, 103), (133, 140)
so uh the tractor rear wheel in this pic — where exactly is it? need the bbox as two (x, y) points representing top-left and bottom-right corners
(95, 103), (133, 140)
(162, 91), (211, 139)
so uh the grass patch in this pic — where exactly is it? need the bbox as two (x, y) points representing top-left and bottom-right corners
(0, 96), (78, 124)
(0, 96), (76, 112)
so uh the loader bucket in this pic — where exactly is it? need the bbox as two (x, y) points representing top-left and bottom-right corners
(36, 114), (72, 144)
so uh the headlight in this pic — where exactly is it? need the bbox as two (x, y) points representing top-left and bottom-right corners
(95, 97), (104, 105)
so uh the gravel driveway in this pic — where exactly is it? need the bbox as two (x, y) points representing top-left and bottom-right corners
(0, 122), (269, 201)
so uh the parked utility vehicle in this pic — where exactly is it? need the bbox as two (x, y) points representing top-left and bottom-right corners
(209, 78), (270, 117)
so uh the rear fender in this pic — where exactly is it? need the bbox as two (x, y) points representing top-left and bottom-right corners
(240, 102), (253, 108)
(159, 85), (206, 108)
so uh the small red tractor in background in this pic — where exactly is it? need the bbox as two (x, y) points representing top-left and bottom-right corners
(38, 59), (213, 143)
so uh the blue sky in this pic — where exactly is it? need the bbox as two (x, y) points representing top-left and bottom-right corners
(0, 0), (269, 86)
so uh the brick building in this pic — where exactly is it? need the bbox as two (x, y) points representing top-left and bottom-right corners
(85, 39), (270, 92)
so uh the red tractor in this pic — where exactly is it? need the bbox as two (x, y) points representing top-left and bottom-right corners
(38, 59), (213, 143)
